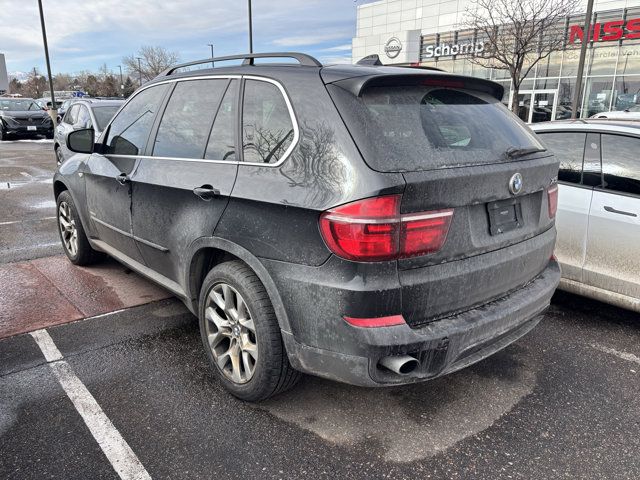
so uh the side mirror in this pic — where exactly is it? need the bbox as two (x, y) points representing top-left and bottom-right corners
(67, 128), (95, 154)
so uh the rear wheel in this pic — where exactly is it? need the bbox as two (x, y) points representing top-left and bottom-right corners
(56, 190), (105, 265)
(199, 260), (301, 401)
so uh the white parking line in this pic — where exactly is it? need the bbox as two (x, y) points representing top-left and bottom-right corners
(0, 216), (56, 226)
(30, 329), (151, 480)
(591, 343), (640, 366)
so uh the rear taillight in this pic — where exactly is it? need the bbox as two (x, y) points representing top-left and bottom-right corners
(319, 195), (453, 262)
(547, 184), (558, 218)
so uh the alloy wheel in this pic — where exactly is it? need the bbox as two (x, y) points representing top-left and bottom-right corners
(58, 201), (78, 256)
(204, 282), (258, 384)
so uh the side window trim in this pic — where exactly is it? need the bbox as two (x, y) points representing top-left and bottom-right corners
(103, 74), (299, 167)
(241, 75), (299, 166)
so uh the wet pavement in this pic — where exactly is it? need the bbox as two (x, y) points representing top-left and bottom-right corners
(1, 142), (639, 479)
(0, 140), (61, 263)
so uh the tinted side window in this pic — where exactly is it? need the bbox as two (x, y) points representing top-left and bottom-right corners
(205, 80), (238, 161)
(64, 105), (79, 125)
(539, 132), (585, 184)
(153, 79), (227, 159)
(601, 134), (640, 196)
(76, 106), (92, 129)
(242, 80), (294, 164)
(105, 84), (168, 156)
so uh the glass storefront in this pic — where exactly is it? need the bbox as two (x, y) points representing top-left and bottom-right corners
(416, 7), (640, 122)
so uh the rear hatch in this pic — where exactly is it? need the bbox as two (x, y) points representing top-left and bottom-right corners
(325, 71), (559, 327)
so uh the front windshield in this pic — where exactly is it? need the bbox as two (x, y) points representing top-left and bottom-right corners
(0, 100), (42, 112)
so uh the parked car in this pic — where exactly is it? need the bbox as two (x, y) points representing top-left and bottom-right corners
(532, 120), (640, 312)
(57, 97), (91, 123)
(54, 99), (124, 165)
(0, 98), (54, 140)
(53, 52), (560, 401)
(591, 104), (640, 120)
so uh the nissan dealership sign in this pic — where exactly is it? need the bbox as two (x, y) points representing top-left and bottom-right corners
(423, 41), (485, 59)
(384, 37), (403, 58)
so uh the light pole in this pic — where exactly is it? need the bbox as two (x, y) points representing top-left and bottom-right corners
(571, 0), (595, 119)
(136, 57), (143, 86)
(248, 0), (253, 54)
(207, 44), (215, 67)
(118, 65), (124, 97)
(37, 0), (57, 124)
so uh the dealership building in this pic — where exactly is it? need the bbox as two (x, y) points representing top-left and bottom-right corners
(352, 0), (640, 121)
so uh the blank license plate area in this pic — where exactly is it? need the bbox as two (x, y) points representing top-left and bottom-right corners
(27, 126), (37, 131)
(487, 198), (523, 235)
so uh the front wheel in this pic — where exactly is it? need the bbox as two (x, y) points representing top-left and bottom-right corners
(199, 261), (301, 401)
(56, 190), (105, 265)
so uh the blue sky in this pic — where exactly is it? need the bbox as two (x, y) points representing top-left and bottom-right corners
(1, 0), (372, 76)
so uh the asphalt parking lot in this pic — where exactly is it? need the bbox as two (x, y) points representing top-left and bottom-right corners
(1, 141), (639, 479)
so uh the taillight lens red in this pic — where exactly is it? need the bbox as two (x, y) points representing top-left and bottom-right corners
(547, 184), (558, 218)
(319, 195), (454, 262)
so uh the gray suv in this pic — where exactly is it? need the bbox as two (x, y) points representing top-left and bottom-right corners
(53, 52), (560, 401)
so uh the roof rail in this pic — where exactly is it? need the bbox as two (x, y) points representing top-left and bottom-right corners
(160, 52), (322, 76)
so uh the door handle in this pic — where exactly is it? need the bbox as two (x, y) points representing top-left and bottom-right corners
(604, 205), (637, 217)
(193, 185), (220, 201)
(116, 173), (129, 185)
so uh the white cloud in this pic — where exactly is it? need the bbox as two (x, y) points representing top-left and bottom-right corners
(0, 0), (357, 72)
(273, 32), (351, 47)
(323, 44), (352, 52)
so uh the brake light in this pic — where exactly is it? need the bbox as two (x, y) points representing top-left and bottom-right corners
(319, 195), (454, 262)
(547, 184), (558, 218)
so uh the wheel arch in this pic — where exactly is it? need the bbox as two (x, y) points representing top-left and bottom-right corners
(185, 237), (292, 334)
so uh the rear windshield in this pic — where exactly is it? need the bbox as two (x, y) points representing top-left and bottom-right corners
(330, 85), (544, 172)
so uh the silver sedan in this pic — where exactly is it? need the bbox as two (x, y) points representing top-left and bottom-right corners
(532, 120), (640, 312)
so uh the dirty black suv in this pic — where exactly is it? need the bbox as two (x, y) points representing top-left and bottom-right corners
(54, 52), (560, 401)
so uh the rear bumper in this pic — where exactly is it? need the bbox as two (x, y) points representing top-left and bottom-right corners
(273, 259), (560, 387)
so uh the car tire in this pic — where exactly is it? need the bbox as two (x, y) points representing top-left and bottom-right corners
(56, 190), (105, 266)
(55, 146), (64, 166)
(198, 260), (302, 401)
(0, 128), (7, 141)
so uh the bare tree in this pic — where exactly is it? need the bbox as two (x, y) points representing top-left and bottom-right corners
(464, 0), (579, 113)
(123, 46), (180, 83)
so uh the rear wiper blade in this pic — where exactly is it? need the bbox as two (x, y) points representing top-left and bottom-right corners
(505, 146), (546, 158)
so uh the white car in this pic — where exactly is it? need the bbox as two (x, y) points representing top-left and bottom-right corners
(532, 120), (640, 312)
(591, 105), (640, 120)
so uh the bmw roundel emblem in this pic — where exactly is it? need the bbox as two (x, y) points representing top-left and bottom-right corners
(509, 173), (523, 195)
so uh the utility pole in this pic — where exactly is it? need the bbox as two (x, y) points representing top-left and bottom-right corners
(37, 0), (57, 124)
(118, 65), (124, 97)
(248, 0), (253, 54)
(571, 0), (595, 119)
(136, 57), (143, 86)
(207, 44), (215, 67)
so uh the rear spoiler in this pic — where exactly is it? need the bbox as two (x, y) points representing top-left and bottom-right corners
(329, 73), (504, 101)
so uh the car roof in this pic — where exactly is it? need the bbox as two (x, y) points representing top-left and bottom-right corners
(73, 99), (125, 107)
(531, 119), (640, 136)
(145, 52), (504, 99)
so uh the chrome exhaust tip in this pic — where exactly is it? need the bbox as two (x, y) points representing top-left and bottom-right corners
(378, 355), (419, 375)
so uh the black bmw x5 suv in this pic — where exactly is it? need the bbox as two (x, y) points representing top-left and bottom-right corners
(54, 52), (560, 401)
